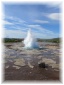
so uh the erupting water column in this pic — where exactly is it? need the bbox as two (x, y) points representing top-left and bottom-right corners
(23, 29), (39, 49)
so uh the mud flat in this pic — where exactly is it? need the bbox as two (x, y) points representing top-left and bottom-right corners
(4, 42), (61, 81)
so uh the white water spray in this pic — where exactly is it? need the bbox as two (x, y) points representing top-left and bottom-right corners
(23, 29), (39, 49)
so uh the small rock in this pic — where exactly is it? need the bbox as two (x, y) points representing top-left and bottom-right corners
(13, 65), (20, 69)
(30, 72), (32, 73)
(28, 62), (34, 68)
(5, 65), (9, 68)
(54, 69), (59, 71)
(38, 62), (47, 68)
(9, 60), (13, 62)
(14, 58), (26, 66)
(37, 56), (42, 59)
(45, 68), (48, 70)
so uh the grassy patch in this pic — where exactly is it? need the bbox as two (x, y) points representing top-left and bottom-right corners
(3, 38), (60, 43)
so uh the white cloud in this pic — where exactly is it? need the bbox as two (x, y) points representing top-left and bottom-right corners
(47, 13), (61, 20)
(46, 2), (61, 8)
(4, 24), (59, 39)
(3, 15), (59, 39)
(5, 16), (26, 24)
(28, 25), (40, 28)
(3, 16), (27, 31)
(7, 16), (14, 20)
(34, 20), (49, 24)
(28, 24), (59, 38)
(3, 20), (13, 25)
(4, 29), (26, 38)
(16, 18), (26, 23)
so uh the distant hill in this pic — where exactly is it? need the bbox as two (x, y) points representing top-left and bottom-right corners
(37, 38), (60, 43)
(3, 38), (23, 43)
(3, 38), (60, 43)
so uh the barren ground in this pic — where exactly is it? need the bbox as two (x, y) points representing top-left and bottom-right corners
(4, 42), (60, 81)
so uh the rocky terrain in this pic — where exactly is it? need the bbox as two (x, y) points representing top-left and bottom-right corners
(4, 42), (60, 81)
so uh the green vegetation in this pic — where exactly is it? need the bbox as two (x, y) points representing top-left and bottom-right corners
(3, 38), (23, 43)
(37, 38), (60, 43)
(3, 38), (60, 43)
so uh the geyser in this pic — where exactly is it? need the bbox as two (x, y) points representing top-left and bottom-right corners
(23, 29), (39, 49)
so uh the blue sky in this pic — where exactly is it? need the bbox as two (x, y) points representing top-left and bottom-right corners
(3, 3), (61, 39)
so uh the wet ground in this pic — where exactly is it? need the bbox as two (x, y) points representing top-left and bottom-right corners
(4, 42), (60, 81)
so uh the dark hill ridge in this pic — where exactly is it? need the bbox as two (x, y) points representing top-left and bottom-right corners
(3, 38), (60, 43)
